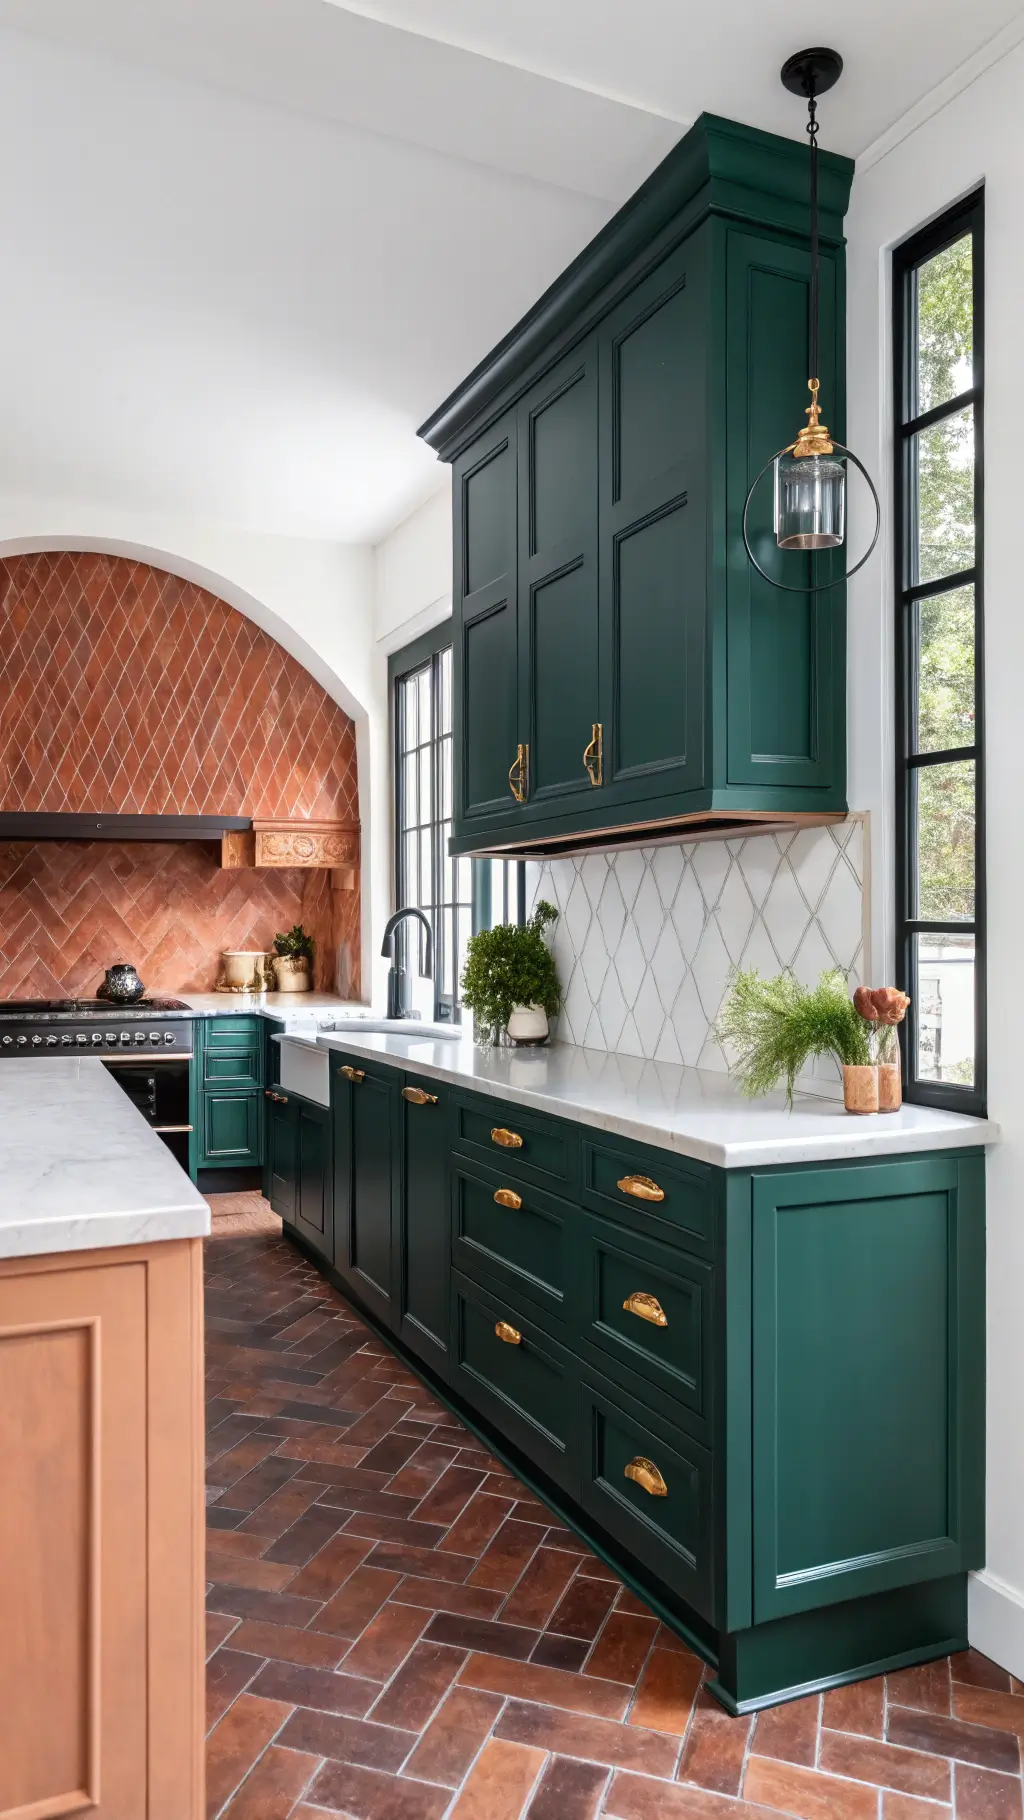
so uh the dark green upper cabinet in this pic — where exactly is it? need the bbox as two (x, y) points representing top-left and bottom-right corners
(420, 114), (854, 860)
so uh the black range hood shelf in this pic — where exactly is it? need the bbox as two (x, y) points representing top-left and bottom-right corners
(0, 813), (251, 842)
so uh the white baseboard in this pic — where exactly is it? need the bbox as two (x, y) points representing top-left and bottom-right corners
(968, 1569), (1024, 1680)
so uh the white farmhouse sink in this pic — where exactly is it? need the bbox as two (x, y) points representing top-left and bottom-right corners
(277, 1036), (330, 1107)
(325, 1017), (462, 1041)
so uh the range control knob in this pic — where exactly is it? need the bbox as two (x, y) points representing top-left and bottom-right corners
(120, 1031), (131, 1044)
(46, 1035), (57, 1046)
(61, 1034), (72, 1045)
(149, 1032), (161, 1043)
(91, 1033), (103, 1045)
(75, 1033), (87, 1045)
(135, 1030), (146, 1043)
(31, 1035), (42, 1046)
(16, 1035), (27, 1046)
(163, 1031), (175, 1045)
(105, 1032), (117, 1045)
(2, 1035), (11, 1046)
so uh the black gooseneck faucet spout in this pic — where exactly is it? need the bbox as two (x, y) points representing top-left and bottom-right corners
(380, 907), (434, 1020)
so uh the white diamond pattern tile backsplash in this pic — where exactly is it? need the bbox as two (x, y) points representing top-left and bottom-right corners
(526, 818), (868, 1075)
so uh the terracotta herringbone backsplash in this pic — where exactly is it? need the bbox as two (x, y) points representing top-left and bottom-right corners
(0, 841), (353, 997)
(0, 553), (362, 996)
(0, 551), (358, 820)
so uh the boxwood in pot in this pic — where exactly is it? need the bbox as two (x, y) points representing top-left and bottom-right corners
(460, 901), (560, 1043)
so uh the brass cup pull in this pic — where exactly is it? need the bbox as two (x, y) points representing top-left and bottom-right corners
(494, 1187), (522, 1210)
(402, 1086), (438, 1105)
(340, 1065), (365, 1083)
(617, 1174), (665, 1203)
(264, 1089), (288, 1104)
(491, 1127), (524, 1149)
(495, 1321), (522, 1346)
(623, 1291), (668, 1328)
(583, 721), (604, 787)
(508, 742), (529, 804)
(625, 1456), (668, 1498)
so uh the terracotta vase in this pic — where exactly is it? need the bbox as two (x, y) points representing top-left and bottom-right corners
(843, 1063), (879, 1114)
(877, 1062), (903, 1113)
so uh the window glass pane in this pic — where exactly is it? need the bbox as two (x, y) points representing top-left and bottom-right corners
(913, 234), (973, 418)
(401, 672), (420, 749)
(417, 747), (432, 823)
(418, 829), (433, 905)
(402, 830), (417, 899)
(914, 931), (975, 1085)
(417, 667), (432, 740)
(401, 751), (418, 831)
(914, 758), (975, 920)
(912, 405), (974, 584)
(914, 584), (975, 754)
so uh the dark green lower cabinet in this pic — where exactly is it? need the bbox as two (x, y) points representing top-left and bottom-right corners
(263, 1089), (332, 1266)
(194, 1017), (265, 1172)
(284, 1060), (986, 1714)
(265, 1092), (297, 1220)
(202, 1089), (261, 1165)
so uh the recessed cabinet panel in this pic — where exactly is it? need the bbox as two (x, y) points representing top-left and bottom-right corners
(398, 1080), (451, 1372)
(462, 598), (518, 816)
(266, 1096), (297, 1221)
(579, 1212), (712, 1429)
(451, 1269), (576, 1489)
(465, 441), (512, 595)
(616, 278), (699, 500)
(203, 1090), (261, 1163)
(614, 501), (700, 780)
(530, 561), (598, 800)
(452, 1160), (570, 1317)
(531, 369), (593, 555)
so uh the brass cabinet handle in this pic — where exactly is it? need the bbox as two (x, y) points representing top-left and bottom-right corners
(402, 1086), (438, 1105)
(583, 721), (604, 787)
(623, 1291), (668, 1327)
(494, 1187), (522, 1210)
(340, 1065), (365, 1083)
(617, 1174), (665, 1203)
(491, 1127), (524, 1149)
(508, 742), (529, 804)
(264, 1089), (288, 1104)
(625, 1456), (668, 1498)
(494, 1321), (522, 1346)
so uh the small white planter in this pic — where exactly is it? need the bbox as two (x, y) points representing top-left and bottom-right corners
(272, 954), (311, 994)
(506, 1003), (549, 1047)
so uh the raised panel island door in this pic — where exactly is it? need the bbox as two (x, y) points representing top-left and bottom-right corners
(724, 230), (844, 798)
(598, 235), (708, 813)
(517, 340), (599, 816)
(265, 1091), (297, 1221)
(396, 1079), (450, 1374)
(294, 1100), (333, 1266)
(750, 1154), (985, 1623)
(0, 1240), (204, 1819)
(332, 1059), (396, 1329)
(453, 410), (520, 835)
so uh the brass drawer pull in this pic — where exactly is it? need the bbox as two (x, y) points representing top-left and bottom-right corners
(264, 1089), (288, 1104)
(340, 1065), (365, 1083)
(494, 1187), (522, 1210)
(617, 1174), (665, 1203)
(402, 1086), (438, 1106)
(508, 742), (529, 803)
(625, 1456), (668, 1498)
(583, 721), (604, 787)
(623, 1292), (668, 1327)
(495, 1321), (522, 1346)
(491, 1127), (523, 1149)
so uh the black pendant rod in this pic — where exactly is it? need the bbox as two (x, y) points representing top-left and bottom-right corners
(807, 81), (820, 385)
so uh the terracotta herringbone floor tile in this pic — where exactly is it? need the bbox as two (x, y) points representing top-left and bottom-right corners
(203, 1226), (1024, 1820)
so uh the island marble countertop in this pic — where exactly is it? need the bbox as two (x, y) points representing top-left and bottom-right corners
(0, 1058), (210, 1259)
(316, 1030), (999, 1169)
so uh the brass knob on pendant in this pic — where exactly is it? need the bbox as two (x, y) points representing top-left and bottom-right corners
(494, 1321), (522, 1346)
(490, 1127), (523, 1149)
(340, 1065), (365, 1083)
(494, 1187), (522, 1210)
(617, 1174), (665, 1202)
(402, 1086), (438, 1105)
(622, 1291), (668, 1327)
(624, 1456), (668, 1497)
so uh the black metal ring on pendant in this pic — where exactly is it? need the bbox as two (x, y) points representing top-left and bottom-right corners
(741, 441), (882, 595)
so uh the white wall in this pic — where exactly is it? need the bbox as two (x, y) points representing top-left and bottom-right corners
(0, 496), (391, 1006)
(846, 43), (1024, 1674)
(374, 479), (453, 653)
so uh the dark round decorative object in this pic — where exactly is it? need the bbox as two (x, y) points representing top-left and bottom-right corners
(101, 963), (145, 1003)
(780, 47), (843, 98)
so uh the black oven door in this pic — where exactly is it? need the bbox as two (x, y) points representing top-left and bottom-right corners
(103, 1056), (191, 1168)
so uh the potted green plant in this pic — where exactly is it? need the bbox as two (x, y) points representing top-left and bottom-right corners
(460, 901), (561, 1044)
(716, 967), (877, 1112)
(272, 924), (314, 994)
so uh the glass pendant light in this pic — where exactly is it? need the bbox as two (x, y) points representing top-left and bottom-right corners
(742, 48), (880, 593)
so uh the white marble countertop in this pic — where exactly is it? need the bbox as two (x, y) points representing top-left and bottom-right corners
(0, 1058), (210, 1259)
(316, 1030), (998, 1169)
(181, 992), (356, 1019)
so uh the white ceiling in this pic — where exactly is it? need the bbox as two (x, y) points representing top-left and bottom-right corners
(0, 0), (1019, 542)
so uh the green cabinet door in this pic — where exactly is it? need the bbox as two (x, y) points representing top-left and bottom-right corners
(396, 1079), (451, 1374)
(265, 1091), (297, 1220)
(453, 410), (520, 833)
(332, 1058), (397, 1327)
(516, 339), (600, 815)
(295, 1099), (333, 1264)
(723, 228), (844, 796)
(202, 1089), (262, 1165)
(750, 1153), (985, 1623)
(597, 236), (708, 811)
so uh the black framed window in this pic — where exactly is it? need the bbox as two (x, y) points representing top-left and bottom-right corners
(893, 191), (985, 1113)
(390, 624), (521, 1022)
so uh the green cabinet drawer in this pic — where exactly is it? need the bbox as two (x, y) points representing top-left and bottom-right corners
(452, 1157), (572, 1322)
(581, 1137), (713, 1255)
(576, 1211), (712, 1435)
(452, 1093), (577, 1194)
(451, 1268), (577, 1491)
(205, 1016), (264, 1048)
(203, 1046), (262, 1089)
(580, 1370), (715, 1623)
(202, 1089), (262, 1164)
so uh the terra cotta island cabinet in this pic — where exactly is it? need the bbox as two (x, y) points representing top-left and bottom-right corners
(0, 1058), (209, 1820)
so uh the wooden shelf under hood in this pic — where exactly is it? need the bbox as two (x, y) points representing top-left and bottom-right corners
(220, 820), (359, 888)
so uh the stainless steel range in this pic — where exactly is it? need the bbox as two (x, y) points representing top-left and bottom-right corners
(0, 997), (194, 1168)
